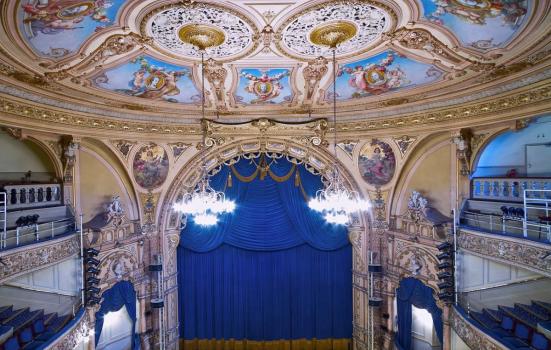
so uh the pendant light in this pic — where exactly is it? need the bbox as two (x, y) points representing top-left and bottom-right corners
(173, 25), (235, 226)
(307, 21), (370, 225)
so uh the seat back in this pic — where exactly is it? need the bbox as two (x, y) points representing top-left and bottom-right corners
(531, 333), (549, 350)
(32, 318), (45, 335)
(18, 327), (33, 344)
(514, 323), (530, 340)
(501, 316), (514, 331)
(3, 336), (20, 350)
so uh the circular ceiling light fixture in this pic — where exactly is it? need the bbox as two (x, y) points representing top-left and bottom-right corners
(145, 3), (256, 61)
(279, 1), (390, 59)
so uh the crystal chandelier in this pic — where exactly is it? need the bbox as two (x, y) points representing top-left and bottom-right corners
(307, 22), (370, 225)
(173, 26), (235, 226)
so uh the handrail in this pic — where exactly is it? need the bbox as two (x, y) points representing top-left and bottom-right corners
(461, 211), (550, 242)
(0, 192), (6, 249)
(1, 217), (76, 250)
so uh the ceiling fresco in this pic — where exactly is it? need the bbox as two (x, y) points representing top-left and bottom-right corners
(234, 68), (294, 105)
(0, 0), (549, 124)
(18, 0), (126, 59)
(91, 55), (200, 104)
(420, 0), (529, 50)
(327, 51), (443, 101)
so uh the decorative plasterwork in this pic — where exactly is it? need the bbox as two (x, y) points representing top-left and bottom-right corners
(0, 234), (80, 283)
(393, 135), (416, 155)
(0, 82), (550, 135)
(450, 307), (508, 350)
(457, 229), (551, 277)
(46, 311), (89, 350)
(278, 1), (392, 59)
(303, 56), (328, 103)
(143, 3), (257, 61)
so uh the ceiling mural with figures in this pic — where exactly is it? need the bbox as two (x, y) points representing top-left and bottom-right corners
(326, 51), (443, 101)
(91, 55), (200, 104)
(18, 0), (127, 59)
(234, 68), (294, 105)
(0, 0), (548, 126)
(420, 0), (529, 50)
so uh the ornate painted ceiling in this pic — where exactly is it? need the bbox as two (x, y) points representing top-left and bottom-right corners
(0, 0), (549, 132)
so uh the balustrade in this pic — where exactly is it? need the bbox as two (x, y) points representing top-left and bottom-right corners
(3, 183), (62, 210)
(472, 177), (551, 202)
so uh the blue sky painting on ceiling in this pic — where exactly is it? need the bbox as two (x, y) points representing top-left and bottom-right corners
(420, 0), (529, 50)
(92, 56), (200, 104)
(19, 0), (126, 58)
(328, 51), (442, 101)
(235, 68), (293, 105)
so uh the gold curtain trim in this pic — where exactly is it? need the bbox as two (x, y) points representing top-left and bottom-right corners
(228, 163), (311, 202)
(180, 338), (351, 350)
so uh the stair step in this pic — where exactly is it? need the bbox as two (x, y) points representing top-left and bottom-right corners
(515, 303), (550, 321)
(43, 313), (57, 325)
(499, 305), (538, 329)
(484, 308), (502, 323)
(534, 301), (551, 314)
(1, 307), (28, 325)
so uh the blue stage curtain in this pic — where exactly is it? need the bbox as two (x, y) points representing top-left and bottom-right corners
(178, 244), (352, 340)
(95, 280), (140, 350)
(396, 278), (443, 350)
(178, 157), (352, 343)
(180, 157), (348, 252)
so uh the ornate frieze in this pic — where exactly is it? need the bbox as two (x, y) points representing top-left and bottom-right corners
(0, 234), (80, 283)
(450, 307), (508, 350)
(386, 28), (463, 64)
(457, 229), (551, 277)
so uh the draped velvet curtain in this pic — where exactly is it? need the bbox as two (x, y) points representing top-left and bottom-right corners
(396, 277), (443, 350)
(95, 280), (140, 350)
(178, 157), (352, 348)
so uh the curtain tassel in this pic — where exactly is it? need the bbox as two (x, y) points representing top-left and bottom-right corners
(295, 170), (300, 187)
(227, 173), (232, 188)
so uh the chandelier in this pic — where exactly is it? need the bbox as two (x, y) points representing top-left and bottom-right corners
(307, 22), (370, 225)
(173, 25), (235, 226)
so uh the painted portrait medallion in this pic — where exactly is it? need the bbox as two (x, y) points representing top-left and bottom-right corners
(133, 144), (169, 189)
(358, 140), (396, 186)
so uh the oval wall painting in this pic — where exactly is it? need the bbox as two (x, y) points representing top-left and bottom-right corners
(133, 144), (169, 189)
(358, 140), (396, 186)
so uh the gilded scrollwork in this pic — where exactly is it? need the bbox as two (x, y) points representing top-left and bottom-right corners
(302, 56), (328, 103)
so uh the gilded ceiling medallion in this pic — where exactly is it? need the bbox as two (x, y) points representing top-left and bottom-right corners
(145, 3), (255, 60)
(178, 24), (226, 50)
(309, 21), (357, 48)
(279, 1), (390, 59)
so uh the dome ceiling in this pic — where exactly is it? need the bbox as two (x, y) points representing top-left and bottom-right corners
(0, 0), (549, 130)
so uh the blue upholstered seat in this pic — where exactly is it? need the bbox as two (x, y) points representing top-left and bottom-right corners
(3, 336), (20, 350)
(18, 327), (33, 345)
(31, 319), (44, 335)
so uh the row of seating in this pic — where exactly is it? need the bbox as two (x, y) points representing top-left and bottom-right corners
(470, 300), (551, 350)
(0, 305), (71, 350)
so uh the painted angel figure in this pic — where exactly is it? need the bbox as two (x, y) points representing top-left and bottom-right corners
(241, 70), (290, 104)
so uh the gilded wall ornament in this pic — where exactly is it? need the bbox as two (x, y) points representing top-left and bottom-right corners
(112, 140), (136, 158)
(203, 58), (228, 111)
(302, 56), (328, 102)
(394, 135), (416, 155)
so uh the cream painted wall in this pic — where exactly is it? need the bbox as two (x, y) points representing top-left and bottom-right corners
(79, 149), (131, 222)
(0, 131), (54, 174)
(400, 144), (452, 216)
(458, 252), (551, 311)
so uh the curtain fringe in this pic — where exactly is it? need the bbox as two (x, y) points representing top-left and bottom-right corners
(180, 338), (351, 350)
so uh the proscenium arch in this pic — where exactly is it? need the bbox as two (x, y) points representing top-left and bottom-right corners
(159, 137), (371, 231)
(158, 137), (372, 346)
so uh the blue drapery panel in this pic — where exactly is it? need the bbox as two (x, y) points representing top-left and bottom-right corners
(180, 157), (348, 252)
(95, 280), (140, 350)
(178, 244), (352, 340)
(396, 278), (443, 350)
(178, 158), (352, 341)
